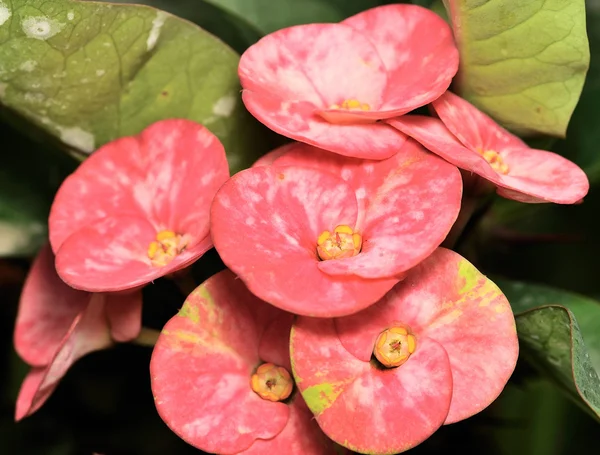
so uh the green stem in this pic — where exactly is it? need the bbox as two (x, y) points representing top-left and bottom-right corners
(442, 195), (479, 249)
(169, 268), (198, 296)
(131, 327), (161, 347)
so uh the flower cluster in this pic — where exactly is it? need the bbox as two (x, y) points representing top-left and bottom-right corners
(13, 4), (589, 455)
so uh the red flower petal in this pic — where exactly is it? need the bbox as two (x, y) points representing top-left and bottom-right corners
(290, 318), (452, 454)
(15, 295), (113, 421)
(150, 270), (290, 454)
(55, 215), (212, 292)
(241, 91), (407, 159)
(387, 115), (499, 181)
(14, 244), (90, 366)
(252, 143), (298, 167)
(50, 118), (229, 255)
(211, 165), (399, 316)
(105, 291), (143, 342)
(343, 4), (458, 117)
(240, 23), (387, 111)
(494, 147), (590, 204)
(335, 248), (518, 424)
(240, 396), (342, 455)
(388, 116), (589, 204)
(431, 91), (527, 152)
(274, 140), (462, 278)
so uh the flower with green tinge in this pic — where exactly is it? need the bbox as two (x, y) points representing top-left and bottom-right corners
(290, 248), (518, 454)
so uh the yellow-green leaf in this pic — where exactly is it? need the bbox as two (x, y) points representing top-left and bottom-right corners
(444, 0), (590, 137)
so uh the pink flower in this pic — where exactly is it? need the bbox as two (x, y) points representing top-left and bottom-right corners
(210, 139), (462, 317)
(49, 119), (229, 292)
(150, 270), (345, 455)
(14, 244), (142, 421)
(239, 4), (458, 159)
(388, 91), (589, 204)
(290, 248), (518, 454)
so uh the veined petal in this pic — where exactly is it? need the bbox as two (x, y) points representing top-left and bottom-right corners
(431, 91), (527, 152)
(15, 294), (113, 421)
(50, 119), (228, 253)
(242, 91), (407, 159)
(291, 317), (452, 454)
(150, 270), (290, 454)
(211, 165), (399, 316)
(495, 147), (589, 204)
(14, 244), (90, 366)
(55, 215), (211, 292)
(344, 4), (459, 117)
(239, 23), (387, 110)
(336, 248), (518, 425)
(387, 115), (500, 181)
(307, 140), (462, 278)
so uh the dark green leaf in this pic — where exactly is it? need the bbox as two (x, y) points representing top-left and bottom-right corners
(497, 279), (600, 420)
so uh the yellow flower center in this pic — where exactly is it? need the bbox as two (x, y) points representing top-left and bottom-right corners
(479, 149), (509, 174)
(316, 225), (362, 261)
(329, 98), (371, 111)
(250, 363), (293, 402)
(147, 230), (188, 267)
(373, 327), (417, 368)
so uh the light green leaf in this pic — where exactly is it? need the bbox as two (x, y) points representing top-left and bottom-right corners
(498, 279), (600, 420)
(203, 0), (385, 35)
(444, 0), (590, 137)
(0, 0), (270, 174)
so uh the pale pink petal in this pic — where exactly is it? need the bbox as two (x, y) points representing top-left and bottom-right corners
(14, 244), (90, 366)
(291, 317), (452, 454)
(55, 216), (211, 292)
(105, 291), (143, 342)
(431, 91), (527, 152)
(211, 165), (399, 316)
(343, 4), (459, 116)
(242, 91), (407, 159)
(15, 294), (113, 421)
(387, 115), (500, 181)
(150, 270), (289, 453)
(239, 23), (387, 109)
(495, 147), (590, 204)
(50, 119), (229, 253)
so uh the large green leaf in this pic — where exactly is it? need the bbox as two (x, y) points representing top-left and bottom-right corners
(0, 121), (76, 256)
(443, 0), (590, 137)
(203, 0), (387, 35)
(106, 0), (262, 53)
(498, 279), (600, 420)
(0, 0), (269, 174)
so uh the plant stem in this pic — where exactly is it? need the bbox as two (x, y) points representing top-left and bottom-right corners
(131, 327), (161, 347)
(442, 195), (479, 249)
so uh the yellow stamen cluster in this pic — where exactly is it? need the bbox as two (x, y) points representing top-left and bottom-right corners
(316, 225), (362, 261)
(147, 230), (188, 267)
(479, 149), (509, 174)
(250, 363), (294, 402)
(329, 99), (371, 111)
(373, 327), (417, 368)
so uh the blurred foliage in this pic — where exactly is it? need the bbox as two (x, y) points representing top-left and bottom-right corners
(1, 0), (600, 453)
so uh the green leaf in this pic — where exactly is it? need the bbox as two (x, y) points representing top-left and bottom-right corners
(0, 0), (270, 174)
(0, 121), (76, 256)
(203, 0), (385, 35)
(497, 279), (600, 420)
(444, 0), (590, 137)
(106, 0), (262, 53)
